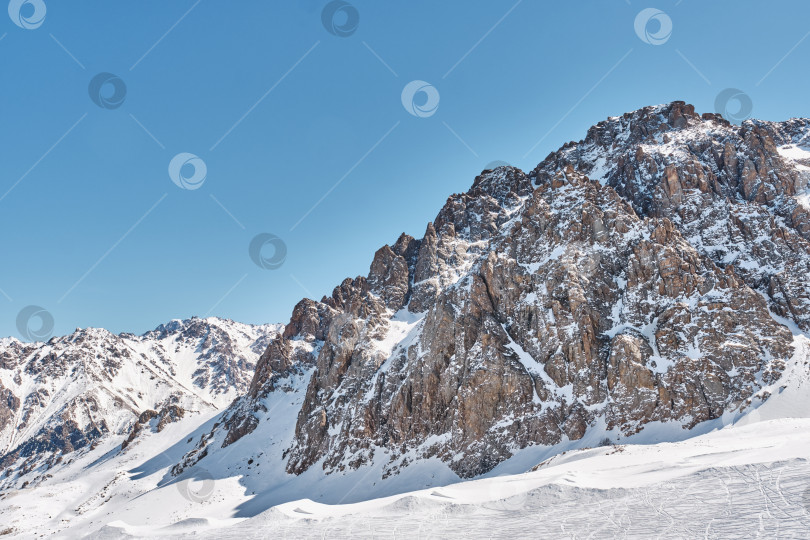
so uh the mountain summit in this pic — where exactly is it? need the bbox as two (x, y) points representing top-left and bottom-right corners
(172, 101), (809, 481)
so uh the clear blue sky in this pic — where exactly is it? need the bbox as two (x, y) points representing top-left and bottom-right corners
(2, 0), (809, 339)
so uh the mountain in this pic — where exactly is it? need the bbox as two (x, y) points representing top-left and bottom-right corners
(174, 101), (808, 482)
(2, 101), (810, 537)
(0, 317), (280, 488)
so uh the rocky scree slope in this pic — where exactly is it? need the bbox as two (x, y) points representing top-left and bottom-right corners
(0, 317), (279, 489)
(181, 101), (810, 480)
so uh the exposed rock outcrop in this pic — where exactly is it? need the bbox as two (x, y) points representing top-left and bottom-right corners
(192, 105), (809, 481)
(121, 405), (185, 450)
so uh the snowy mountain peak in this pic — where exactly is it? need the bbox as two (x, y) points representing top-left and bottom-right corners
(169, 101), (810, 487)
(0, 316), (281, 489)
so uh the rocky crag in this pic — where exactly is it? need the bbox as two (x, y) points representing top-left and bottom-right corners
(176, 101), (810, 480)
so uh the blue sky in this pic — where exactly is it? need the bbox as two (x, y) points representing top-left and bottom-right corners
(1, 0), (809, 339)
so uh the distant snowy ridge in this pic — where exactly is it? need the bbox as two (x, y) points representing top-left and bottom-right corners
(0, 317), (281, 488)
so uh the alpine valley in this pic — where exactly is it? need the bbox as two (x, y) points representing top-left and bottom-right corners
(2, 102), (810, 538)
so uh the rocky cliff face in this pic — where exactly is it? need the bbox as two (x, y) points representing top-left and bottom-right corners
(0, 317), (280, 488)
(176, 101), (809, 480)
(538, 102), (810, 331)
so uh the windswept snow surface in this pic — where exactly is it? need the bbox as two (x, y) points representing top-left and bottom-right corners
(203, 420), (810, 539)
(1, 336), (808, 538)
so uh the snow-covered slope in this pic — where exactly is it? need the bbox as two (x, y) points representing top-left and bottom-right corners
(0, 317), (280, 490)
(1, 334), (808, 538)
(209, 419), (810, 539)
